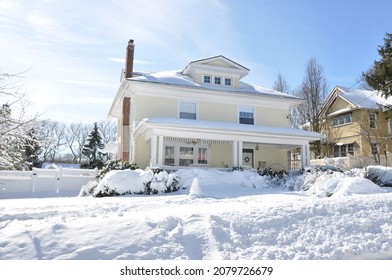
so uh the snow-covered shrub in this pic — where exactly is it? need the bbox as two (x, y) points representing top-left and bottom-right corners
(79, 168), (181, 197)
(98, 160), (138, 180)
(365, 165), (392, 187)
(78, 180), (99, 197)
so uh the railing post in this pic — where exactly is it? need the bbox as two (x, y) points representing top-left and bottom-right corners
(31, 169), (37, 193)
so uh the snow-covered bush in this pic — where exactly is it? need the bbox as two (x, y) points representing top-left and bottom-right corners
(365, 165), (392, 187)
(98, 160), (138, 180)
(79, 169), (181, 197)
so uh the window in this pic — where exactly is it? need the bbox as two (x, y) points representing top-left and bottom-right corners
(371, 143), (378, 155)
(198, 148), (208, 164)
(214, 77), (221, 85)
(164, 146), (175, 166)
(179, 101), (197, 120)
(239, 106), (254, 125)
(332, 113), (352, 126)
(163, 142), (209, 166)
(369, 112), (377, 129)
(179, 147), (194, 166)
(333, 144), (354, 157)
(224, 78), (232, 86)
(203, 75), (211, 84)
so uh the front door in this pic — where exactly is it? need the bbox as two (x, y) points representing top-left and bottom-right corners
(242, 149), (254, 168)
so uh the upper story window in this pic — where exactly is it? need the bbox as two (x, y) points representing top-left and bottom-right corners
(179, 101), (197, 120)
(225, 78), (232, 86)
(332, 113), (352, 126)
(214, 77), (221, 85)
(203, 75), (211, 84)
(369, 112), (377, 129)
(239, 106), (254, 125)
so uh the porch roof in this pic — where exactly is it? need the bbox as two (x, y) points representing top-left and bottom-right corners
(134, 118), (323, 146)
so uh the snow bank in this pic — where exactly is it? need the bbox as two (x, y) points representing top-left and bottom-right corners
(79, 166), (387, 199)
(303, 166), (386, 197)
(178, 168), (278, 199)
(309, 173), (385, 197)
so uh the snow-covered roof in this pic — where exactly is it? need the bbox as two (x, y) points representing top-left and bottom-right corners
(128, 70), (301, 100)
(136, 117), (323, 140)
(337, 86), (392, 109)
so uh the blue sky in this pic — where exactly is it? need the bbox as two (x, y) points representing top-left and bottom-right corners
(0, 0), (391, 123)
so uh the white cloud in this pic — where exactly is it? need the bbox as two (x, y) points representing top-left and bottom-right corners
(0, 0), (234, 122)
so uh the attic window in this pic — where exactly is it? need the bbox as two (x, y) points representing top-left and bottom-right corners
(225, 78), (232, 86)
(203, 75), (211, 84)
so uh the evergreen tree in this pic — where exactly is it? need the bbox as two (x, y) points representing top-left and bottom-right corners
(82, 122), (105, 168)
(24, 128), (42, 169)
(363, 33), (392, 97)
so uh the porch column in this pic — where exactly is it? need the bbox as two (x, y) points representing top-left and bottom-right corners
(238, 141), (243, 167)
(150, 135), (157, 166)
(301, 144), (310, 168)
(232, 141), (238, 167)
(157, 135), (164, 166)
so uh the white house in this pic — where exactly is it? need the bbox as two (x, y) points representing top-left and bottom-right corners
(107, 39), (322, 171)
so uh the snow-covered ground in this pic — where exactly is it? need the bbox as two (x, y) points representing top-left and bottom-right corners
(1, 167), (392, 260)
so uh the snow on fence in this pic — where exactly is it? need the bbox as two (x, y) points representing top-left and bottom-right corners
(310, 154), (392, 169)
(0, 167), (98, 198)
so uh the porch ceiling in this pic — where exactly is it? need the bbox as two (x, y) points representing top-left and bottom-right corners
(134, 118), (322, 146)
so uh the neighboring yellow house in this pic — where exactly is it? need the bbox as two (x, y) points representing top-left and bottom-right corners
(318, 86), (392, 167)
(108, 40), (322, 171)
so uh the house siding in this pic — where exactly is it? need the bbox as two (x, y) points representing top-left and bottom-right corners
(256, 107), (289, 127)
(135, 95), (177, 120)
(210, 143), (233, 167)
(199, 101), (237, 123)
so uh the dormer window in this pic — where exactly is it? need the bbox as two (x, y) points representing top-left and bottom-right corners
(214, 77), (221, 85)
(203, 75), (211, 84)
(225, 78), (232, 86)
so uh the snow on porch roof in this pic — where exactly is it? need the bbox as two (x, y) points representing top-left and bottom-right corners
(135, 118), (323, 141)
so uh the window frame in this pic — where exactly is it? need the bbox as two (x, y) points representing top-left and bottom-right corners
(333, 143), (354, 157)
(179, 100), (198, 120)
(369, 112), (377, 129)
(203, 75), (211, 84)
(163, 141), (209, 166)
(331, 113), (352, 127)
(239, 105), (255, 125)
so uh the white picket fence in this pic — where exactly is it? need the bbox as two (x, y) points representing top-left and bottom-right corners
(0, 167), (98, 198)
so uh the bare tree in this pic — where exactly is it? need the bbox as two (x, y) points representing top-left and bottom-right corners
(63, 122), (91, 163)
(0, 71), (38, 169)
(98, 119), (117, 144)
(272, 72), (290, 93)
(36, 120), (67, 163)
(294, 57), (329, 158)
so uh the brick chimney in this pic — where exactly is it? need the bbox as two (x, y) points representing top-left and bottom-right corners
(124, 39), (135, 79)
(120, 39), (134, 161)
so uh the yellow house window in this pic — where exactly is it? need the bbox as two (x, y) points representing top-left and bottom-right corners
(369, 112), (377, 129)
(332, 113), (352, 126)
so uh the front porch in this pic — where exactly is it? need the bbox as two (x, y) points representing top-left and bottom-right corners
(132, 118), (321, 171)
